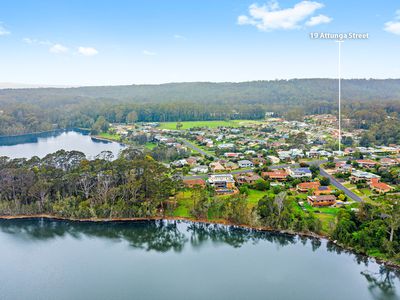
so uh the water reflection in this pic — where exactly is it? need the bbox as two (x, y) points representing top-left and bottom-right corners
(361, 267), (400, 300)
(0, 130), (124, 159)
(0, 218), (398, 299)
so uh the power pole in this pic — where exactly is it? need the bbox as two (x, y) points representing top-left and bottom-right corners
(336, 40), (343, 153)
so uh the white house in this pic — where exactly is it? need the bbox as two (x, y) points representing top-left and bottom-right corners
(191, 165), (209, 174)
(238, 160), (254, 168)
(287, 167), (313, 178)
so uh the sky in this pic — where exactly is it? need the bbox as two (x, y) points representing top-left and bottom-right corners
(0, 0), (399, 86)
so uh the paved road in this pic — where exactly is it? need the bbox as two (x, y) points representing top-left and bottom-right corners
(180, 139), (217, 158)
(319, 168), (362, 202)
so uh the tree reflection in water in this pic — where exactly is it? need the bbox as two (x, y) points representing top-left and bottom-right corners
(0, 218), (399, 298)
(361, 267), (400, 300)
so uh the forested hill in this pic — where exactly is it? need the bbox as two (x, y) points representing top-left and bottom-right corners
(0, 79), (400, 136)
(1, 79), (400, 105)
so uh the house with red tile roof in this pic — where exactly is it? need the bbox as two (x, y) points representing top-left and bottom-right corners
(356, 159), (377, 168)
(369, 178), (393, 194)
(297, 181), (320, 192)
(183, 179), (206, 188)
(262, 169), (288, 181)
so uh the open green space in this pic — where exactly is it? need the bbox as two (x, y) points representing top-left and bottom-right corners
(97, 132), (122, 141)
(246, 189), (269, 206)
(145, 142), (157, 150)
(171, 191), (193, 218)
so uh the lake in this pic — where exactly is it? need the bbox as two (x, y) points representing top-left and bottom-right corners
(0, 219), (398, 300)
(0, 130), (124, 159)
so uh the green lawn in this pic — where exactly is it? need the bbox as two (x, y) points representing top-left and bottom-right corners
(171, 191), (193, 218)
(145, 142), (157, 150)
(246, 189), (268, 205)
(159, 120), (264, 130)
(316, 213), (336, 234)
(97, 132), (121, 141)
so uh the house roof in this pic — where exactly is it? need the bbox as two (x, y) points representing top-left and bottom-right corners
(298, 182), (320, 189)
(208, 174), (235, 183)
(294, 168), (312, 173)
(183, 179), (206, 186)
(370, 179), (392, 191)
(308, 195), (336, 201)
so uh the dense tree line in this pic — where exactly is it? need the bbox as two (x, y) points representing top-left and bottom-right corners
(0, 149), (178, 218)
(1, 79), (400, 136)
(332, 199), (400, 263)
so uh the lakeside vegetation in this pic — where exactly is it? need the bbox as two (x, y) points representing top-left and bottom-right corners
(0, 149), (399, 266)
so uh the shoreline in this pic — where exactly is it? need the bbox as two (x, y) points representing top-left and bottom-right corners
(91, 135), (125, 145)
(0, 128), (90, 139)
(1, 213), (398, 270)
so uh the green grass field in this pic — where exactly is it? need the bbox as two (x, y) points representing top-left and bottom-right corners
(171, 191), (193, 218)
(145, 142), (157, 150)
(97, 132), (121, 141)
(159, 120), (264, 130)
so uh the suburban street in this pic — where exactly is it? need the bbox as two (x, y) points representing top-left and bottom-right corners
(183, 156), (363, 202)
(179, 138), (217, 158)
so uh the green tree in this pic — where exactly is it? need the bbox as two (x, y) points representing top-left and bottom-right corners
(126, 111), (138, 124)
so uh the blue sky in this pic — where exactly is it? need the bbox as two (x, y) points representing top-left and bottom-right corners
(0, 0), (399, 85)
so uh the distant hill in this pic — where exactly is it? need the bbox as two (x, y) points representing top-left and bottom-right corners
(0, 79), (400, 105)
(0, 83), (76, 89)
(0, 78), (399, 136)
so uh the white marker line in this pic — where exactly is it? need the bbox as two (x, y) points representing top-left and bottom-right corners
(336, 40), (344, 153)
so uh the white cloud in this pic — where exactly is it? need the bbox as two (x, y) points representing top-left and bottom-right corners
(384, 10), (400, 35)
(78, 46), (98, 56)
(22, 37), (52, 45)
(238, 0), (331, 31)
(142, 50), (156, 56)
(0, 24), (10, 36)
(173, 34), (186, 40)
(305, 14), (332, 26)
(49, 44), (69, 54)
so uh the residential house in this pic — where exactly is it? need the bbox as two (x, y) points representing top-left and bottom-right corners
(307, 195), (337, 207)
(287, 167), (313, 179)
(267, 156), (280, 164)
(209, 161), (225, 172)
(224, 161), (239, 171)
(235, 172), (262, 185)
(207, 174), (235, 194)
(297, 181), (320, 192)
(335, 162), (352, 173)
(262, 169), (289, 181)
(356, 159), (377, 168)
(191, 165), (209, 174)
(238, 160), (254, 168)
(314, 186), (332, 196)
(224, 152), (240, 158)
(369, 178), (393, 194)
(185, 157), (198, 166)
(170, 159), (188, 168)
(350, 170), (380, 183)
(252, 157), (267, 166)
(380, 158), (398, 167)
(217, 143), (235, 149)
(183, 179), (206, 188)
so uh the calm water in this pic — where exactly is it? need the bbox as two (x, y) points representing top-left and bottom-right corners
(0, 219), (398, 300)
(0, 130), (124, 159)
